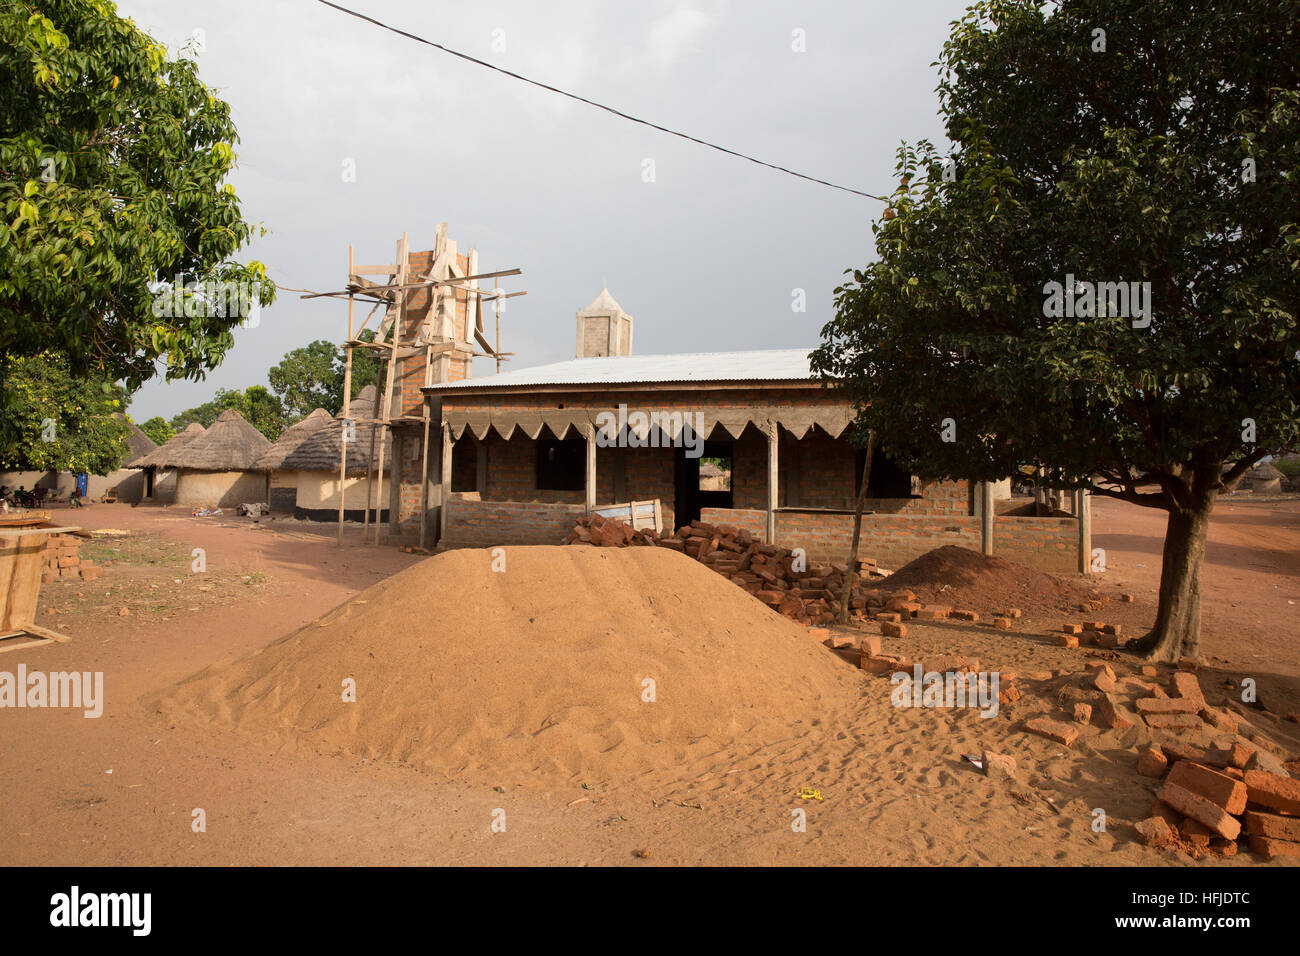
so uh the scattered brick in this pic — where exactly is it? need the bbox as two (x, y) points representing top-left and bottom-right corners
(1210, 839), (1239, 858)
(1062, 624), (1083, 635)
(826, 633), (856, 650)
(1024, 716), (1080, 747)
(807, 627), (830, 642)
(1200, 707), (1240, 733)
(1167, 762), (1247, 815)
(862, 654), (908, 674)
(1247, 836), (1300, 860)
(1057, 635), (1079, 649)
(1135, 816), (1175, 847)
(1243, 769), (1300, 815)
(914, 605), (951, 620)
(1094, 694), (1134, 730)
(1005, 608), (1022, 619)
(992, 617), (1012, 630)
(1180, 818), (1214, 849)
(999, 681), (1022, 704)
(1170, 671), (1205, 704)
(1136, 696), (1202, 714)
(1120, 593), (1135, 603)
(1243, 810), (1300, 842)
(1092, 668), (1117, 693)
(1140, 665), (1158, 678)
(1137, 747), (1168, 778)
(875, 612), (903, 624)
(881, 621), (907, 638)
(1156, 783), (1242, 841)
(950, 609), (979, 622)
(860, 635), (883, 657)
(1073, 703), (1092, 725)
(921, 654), (967, 674)
(984, 751), (1018, 783)
(1143, 713), (1204, 731)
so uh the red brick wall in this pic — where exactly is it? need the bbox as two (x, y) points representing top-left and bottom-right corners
(992, 516), (1079, 573)
(394, 248), (473, 418)
(441, 495), (584, 548)
(699, 506), (1081, 573)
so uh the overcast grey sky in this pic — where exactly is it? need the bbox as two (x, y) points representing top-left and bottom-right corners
(121, 0), (972, 420)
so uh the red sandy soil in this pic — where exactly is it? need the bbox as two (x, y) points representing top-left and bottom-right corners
(0, 497), (1296, 866)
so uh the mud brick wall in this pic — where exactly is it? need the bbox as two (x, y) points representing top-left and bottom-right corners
(992, 516), (1079, 573)
(440, 495), (585, 548)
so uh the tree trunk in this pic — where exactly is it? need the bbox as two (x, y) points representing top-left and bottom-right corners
(1131, 498), (1214, 663)
(838, 430), (876, 625)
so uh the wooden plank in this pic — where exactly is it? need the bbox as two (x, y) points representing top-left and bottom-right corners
(22, 622), (71, 643)
(766, 422), (779, 544)
(0, 636), (54, 654)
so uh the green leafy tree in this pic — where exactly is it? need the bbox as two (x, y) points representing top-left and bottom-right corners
(0, 1), (275, 449)
(0, 352), (131, 474)
(268, 330), (379, 417)
(269, 340), (340, 418)
(813, 0), (1299, 662)
(169, 385), (285, 440)
(137, 415), (173, 446)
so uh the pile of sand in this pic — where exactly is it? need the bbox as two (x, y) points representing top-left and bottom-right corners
(155, 546), (859, 786)
(880, 546), (1097, 615)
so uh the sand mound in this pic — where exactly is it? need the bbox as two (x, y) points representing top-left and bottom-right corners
(155, 546), (859, 786)
(880, 546), (1095, 615)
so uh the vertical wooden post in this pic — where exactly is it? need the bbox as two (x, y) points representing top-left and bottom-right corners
(1077, 489), (1092, 574)
(439, 422), (453, 541)
(476, 437), (488, 496)
(418, 405), (431, 550)
(980, 481), (995, 555)
(336, 420), (349, 546)
(766, 422), (779, 544)
(338, 244), (355, 547)
(838, 429), (876, 624)
(585, 423), (597, 512)
(373, 232), (409, 544)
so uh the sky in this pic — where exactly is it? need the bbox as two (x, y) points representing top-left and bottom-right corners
(119, 0), (973, 420)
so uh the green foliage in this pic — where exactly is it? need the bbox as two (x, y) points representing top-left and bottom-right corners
(268, 329), (379, 417)
(169, 384), (286, 441)
(0, 0), (276, 448)
(137, 415), (173, 446)
(813, 0), (1299, 508)
(0, 352), (130, 473)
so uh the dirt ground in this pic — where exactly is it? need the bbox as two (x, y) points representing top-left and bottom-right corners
(1, 496), (1297, 866)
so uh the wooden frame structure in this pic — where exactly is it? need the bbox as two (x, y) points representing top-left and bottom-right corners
(304, 224), (525, 548)
(0, 523), (79, 654)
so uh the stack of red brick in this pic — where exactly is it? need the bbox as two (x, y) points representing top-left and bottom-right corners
(40, 533), (101, 582)
(564, 516), (880, 626)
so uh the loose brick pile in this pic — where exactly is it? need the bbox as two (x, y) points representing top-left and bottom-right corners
(565, 516), (881, 626)
(1138, 743), (1300, 860)
(40, 533), (100, 582)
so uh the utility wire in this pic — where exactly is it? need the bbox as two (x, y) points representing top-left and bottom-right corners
(316, 0), (888, 202)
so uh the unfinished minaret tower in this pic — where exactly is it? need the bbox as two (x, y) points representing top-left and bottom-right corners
(575, 285), (633, 358)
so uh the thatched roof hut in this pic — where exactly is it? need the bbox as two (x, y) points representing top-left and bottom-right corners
(167, 409), (271, 471)
(128, 422), (206, 469)
(122, 420), (157, 463)
(253, 408), (334, 472)
(1251, 461), (1283, 481)
(279, 385), (389, 476)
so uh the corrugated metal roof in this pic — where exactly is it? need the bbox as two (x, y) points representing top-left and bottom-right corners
(426, 348), (817, 391)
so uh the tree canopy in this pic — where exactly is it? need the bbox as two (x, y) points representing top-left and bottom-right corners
(268, 330), (379, 418)
(0, 0), (275, 448)
(0, 352), (131, 474)
(136, 415), (173, 446)
(168, 384), (286, 441)
(812, 0), (1299, 660)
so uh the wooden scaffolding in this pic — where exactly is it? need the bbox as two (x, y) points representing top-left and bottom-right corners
(304, 224), (525, 549)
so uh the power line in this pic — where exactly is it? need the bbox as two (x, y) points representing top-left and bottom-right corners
(316, 0), (887, 202)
